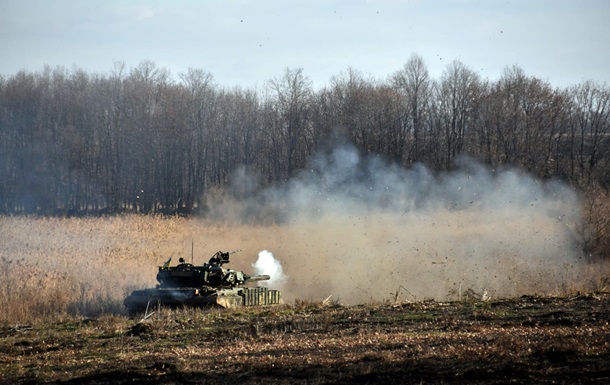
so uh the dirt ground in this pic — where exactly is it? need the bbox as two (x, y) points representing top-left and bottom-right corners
(1, 293), (609, 384)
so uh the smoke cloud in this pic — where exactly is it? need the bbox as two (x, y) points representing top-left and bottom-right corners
(205, 140), (591, 304)
(252, 250), (287, 288)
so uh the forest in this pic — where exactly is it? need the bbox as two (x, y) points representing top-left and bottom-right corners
(1, 54), (610, 252)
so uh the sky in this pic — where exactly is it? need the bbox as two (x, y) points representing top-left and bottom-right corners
(1, 0), (609, 89)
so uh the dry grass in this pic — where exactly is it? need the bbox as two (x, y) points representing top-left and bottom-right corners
(0, 216), (292, 324)
(1, 214), (610, 325)
(583, 184), (610, 259)
(0, 216), (192, 324)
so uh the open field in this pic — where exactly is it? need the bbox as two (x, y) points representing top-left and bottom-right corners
(2, 215), (609, 325)
(1, 215), (610, 383)
(1, 293), (609, 384)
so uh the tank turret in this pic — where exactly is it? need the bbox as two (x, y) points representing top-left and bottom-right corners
(155, 251), (270, 288)
(124, 250), (282, 314)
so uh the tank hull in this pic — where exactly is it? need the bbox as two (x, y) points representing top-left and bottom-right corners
(124, 286), (282, 314)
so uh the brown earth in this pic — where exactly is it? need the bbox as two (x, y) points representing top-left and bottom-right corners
(1, 293), (609, 385)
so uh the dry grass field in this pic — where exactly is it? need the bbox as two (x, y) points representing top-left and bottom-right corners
(1, 215), (609, 383)
(2, 214), (609, 325)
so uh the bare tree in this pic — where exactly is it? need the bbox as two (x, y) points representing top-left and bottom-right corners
(568, 81), (610, 186)
(391, 54), (432, 163)
(435, 60), (483, 168)
(179, 67), (216, 211)
(329, 67), (374, 150)
(269, 68), (313, 177)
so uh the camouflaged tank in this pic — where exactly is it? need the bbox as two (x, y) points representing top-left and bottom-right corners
(124, 250), (282, 314)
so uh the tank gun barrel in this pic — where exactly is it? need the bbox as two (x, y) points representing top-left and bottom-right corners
(244, 274), (271, 282)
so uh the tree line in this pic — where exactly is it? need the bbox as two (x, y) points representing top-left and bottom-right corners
(0, 55), (609, 216)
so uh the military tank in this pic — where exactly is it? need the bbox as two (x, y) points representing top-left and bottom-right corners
(124, 250), (282, 314)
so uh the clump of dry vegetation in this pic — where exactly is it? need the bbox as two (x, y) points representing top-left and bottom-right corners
(582, 184), (610, 260)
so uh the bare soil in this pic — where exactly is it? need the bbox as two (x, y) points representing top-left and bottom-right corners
(1, 293), (609, 384)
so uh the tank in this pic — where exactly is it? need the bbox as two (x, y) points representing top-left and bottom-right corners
(124, 250), (282, 314)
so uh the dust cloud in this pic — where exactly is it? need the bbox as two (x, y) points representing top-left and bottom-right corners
(203, 142), (595, 304)
(0, 142), (602, 320)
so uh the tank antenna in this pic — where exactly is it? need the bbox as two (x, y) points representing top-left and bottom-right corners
(191, 239), (194, 264)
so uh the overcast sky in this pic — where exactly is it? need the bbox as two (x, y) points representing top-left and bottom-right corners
(1, 0), (609, 89)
